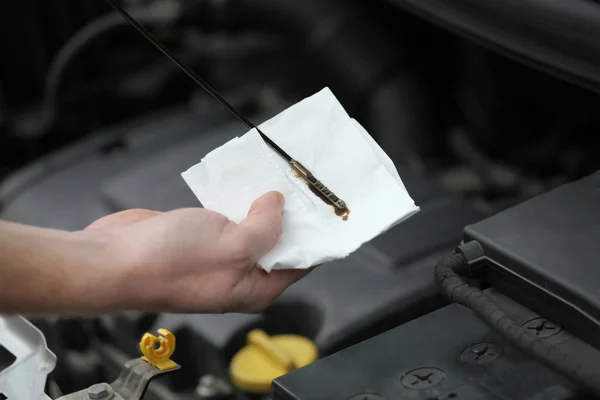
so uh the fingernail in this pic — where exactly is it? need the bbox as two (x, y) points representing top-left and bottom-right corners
(276, 192), (285, 208)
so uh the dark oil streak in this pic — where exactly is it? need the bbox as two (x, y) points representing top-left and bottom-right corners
(294, 171), (350, 221)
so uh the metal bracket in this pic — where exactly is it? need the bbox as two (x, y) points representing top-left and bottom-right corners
(57, 359), (180, 400)
(0, 315), (57, 400)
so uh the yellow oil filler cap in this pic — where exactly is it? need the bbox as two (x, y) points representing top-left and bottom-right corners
(230, 329), (318, 394)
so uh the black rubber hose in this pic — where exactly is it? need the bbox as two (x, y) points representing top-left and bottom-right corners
(435, 250), (600, 396)
(192, 0), (435, 163)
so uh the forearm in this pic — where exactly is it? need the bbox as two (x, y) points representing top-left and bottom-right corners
(0, 220), (133, 314)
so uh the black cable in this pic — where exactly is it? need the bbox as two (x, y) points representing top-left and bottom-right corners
(104, 0), (292, 161)
(434, 248), (600, 396)
(36, 6), (179, 137)
(106, 0), (253, 129)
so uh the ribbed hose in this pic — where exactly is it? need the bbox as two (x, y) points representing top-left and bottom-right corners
(435, 250), (600, 396)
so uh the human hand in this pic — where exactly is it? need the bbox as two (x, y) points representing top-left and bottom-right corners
(84, 192), (311, 313)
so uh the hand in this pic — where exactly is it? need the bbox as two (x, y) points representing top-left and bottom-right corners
(84, 192), (311, 313)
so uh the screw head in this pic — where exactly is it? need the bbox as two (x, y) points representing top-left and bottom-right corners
(87, 383), (112, 399)
(401, 367), (445, 389)
(522, 317), (561, 338)
(346, 394), (386, 400)
(460, 342), (503, 364)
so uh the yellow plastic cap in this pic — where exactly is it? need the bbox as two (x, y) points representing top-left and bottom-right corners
(140, 328), (178, 371)
(230, 329), (318, 394)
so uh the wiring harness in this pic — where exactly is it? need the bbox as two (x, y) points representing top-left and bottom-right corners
(434, 242), (600, 396)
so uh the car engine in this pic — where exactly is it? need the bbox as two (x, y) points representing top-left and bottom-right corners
(2, 1), (600, 399)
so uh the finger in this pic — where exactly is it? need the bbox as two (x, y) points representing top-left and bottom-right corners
(85, 209), (161, 231)
(230, 264), (318, 312)
(234, 192), (285, 261)
(252, 267), (314, 306)
(266, 268), (313, 292)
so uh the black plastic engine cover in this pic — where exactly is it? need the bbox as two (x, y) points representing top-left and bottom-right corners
(272, 290), (595, 400)
(464, 172), (600, 350)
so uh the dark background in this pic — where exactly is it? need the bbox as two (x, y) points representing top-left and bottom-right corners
(2, 0), (600, 213)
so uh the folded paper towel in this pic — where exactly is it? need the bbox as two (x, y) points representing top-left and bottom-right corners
(182, 87), (419, 271)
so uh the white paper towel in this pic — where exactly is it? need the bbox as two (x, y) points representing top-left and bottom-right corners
(181, 87), (419, 272)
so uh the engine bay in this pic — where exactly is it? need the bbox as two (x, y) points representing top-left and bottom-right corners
(2, 1), (600, 399)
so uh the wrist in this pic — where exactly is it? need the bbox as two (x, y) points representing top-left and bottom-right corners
(0, 220), (142, 314)
(61, 229), (138, 313)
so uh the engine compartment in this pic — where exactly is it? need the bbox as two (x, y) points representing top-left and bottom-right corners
(2, 0), (600, 398)
(274, 290), (597, 400)
(1, 108), (482, 398)
(274, 171), (600, 400)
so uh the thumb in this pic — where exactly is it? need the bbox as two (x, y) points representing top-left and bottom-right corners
(234, 191), (285, 262)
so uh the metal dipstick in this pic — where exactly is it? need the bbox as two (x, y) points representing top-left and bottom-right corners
(290, 160), (346, 210)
